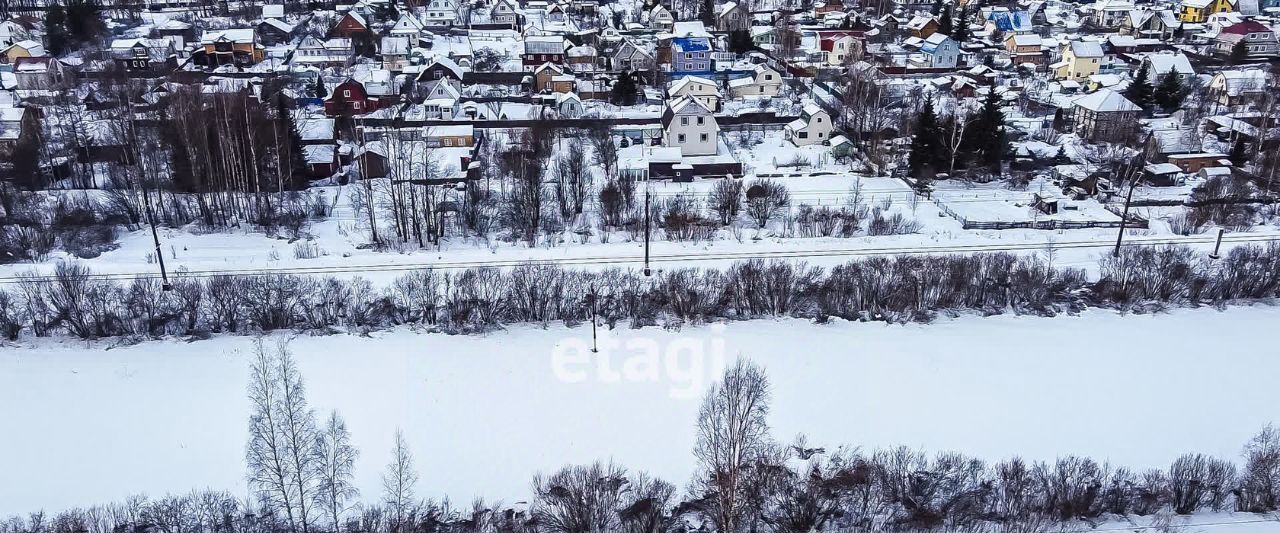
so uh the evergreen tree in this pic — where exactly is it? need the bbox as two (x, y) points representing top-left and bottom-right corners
(313, 76), (327, 99)
(727, 29), (753, 54)
(1052, 107), (1066, 132)
(1229, 40), (1249, 65)
(1229, 139), (1249, 167)
(611, 70), (639, 105)
(930, 0), (944, 15)
(938, 6), (953, 37)
(1124, 62), (1154, 111)
(1153, 70), (1186, 111)
(969, 89), (1008, 171)
(1053, 145), (1069, 164)
(1172, 23), (1184, 40)
(65, 0), (105, 46)
(908, 95), (945, 183)
(44, 4), (70, 56)
(700, 0), (714, 27)
(953, 5), (970, 42)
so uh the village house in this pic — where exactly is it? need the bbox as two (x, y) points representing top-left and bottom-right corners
(490, 0), (522, 28)
(1071, 88), (1141, 142)
(324, 78), (382, 116)
(109, 38), (178, 73)
(668, 75), (720, 111)
(905, 15), (938, 39)
(423, 0), (459, 26)
(1208, 69), (1269, 106)
(1179, 0), (1232, 22)
(984, 8), (1034, 34)
(662, 95), (719, 156)
(1005, 34), (1043, 65)
(1, 39), (44, 64)
(380, 36), (411, 71)
(199, 29), (263, 66)
(648, 4), (675, 31)
(523, 35), (570, 70)
(1120, 8), (1180, 40)
(1089, 0), (1135, 27)
(670, 36), (713, 74)
(533, 62), (575, 92)
(330, 10), (370, 38)
(13, 56), (71, 91)
(784, 104), (833, 146)
(610, 38), (654, 71)
(1140, 52), (1194, 81)
(294, 35), (354, 68)
(0, 20), (32, 49)
(918, 33), (959, 69)
(819, 32), (860, 66)
(1213, 20), (1278, 59)
(715, 1), (750, 32)
(257, 18), (296, 45)
(727, 63), (783, 97)
(1167, 152), (1230, 173)
(1052, 41), (1104, 80)
(566, 45), (599, 72)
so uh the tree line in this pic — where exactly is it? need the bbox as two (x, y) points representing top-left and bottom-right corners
(0, 242), (1278, 342)
(5, 354), (1280, 533)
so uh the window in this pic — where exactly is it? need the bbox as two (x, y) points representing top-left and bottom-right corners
(678, 134), (686, 143)
(353, 101), (362, 109)
(681, 117), (689, 125)
(818, 132), (824, 138)
(765, 74), (773, 80)
(443, 138), (452, 146)
(700, 133), (708, 142)
(816, 117), (822, 123)
(697, 116), (704, 125)
(343, 89), (351, 97)
(798, 131), (808, 138)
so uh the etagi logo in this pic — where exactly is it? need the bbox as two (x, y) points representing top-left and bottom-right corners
(551, 324), (730, 399)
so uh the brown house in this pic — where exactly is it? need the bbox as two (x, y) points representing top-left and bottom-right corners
(199, 29), (263, 66)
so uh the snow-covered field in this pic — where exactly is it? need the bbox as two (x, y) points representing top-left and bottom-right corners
(3, 306), (1279, 516)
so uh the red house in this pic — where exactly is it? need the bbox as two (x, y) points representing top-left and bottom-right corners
(330, 11), (370, 38)
(324, 78), (381, 116)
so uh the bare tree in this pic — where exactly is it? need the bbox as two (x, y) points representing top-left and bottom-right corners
(246, 339), (302, 532)
(693, 359), (773, 533)
(382, 429), (419, 531)
(315, 410), (360, 530)
(532, 462), (629, 533)
(553, 139), (592, 223)
(744, 180), (791, 229)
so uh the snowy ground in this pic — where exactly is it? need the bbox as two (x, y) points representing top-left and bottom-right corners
(3, 305), (1280, 516)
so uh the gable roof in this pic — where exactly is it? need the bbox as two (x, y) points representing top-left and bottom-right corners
(1067, 40), (1104, 58)
(1073, 88), (1140, 112)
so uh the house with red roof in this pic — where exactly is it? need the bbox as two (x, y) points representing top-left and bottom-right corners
(1213, 20), (1278, 59)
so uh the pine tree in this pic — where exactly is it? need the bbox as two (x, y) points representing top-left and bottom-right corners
(938, 6), (953, 36)
(700, 0), (714, 27)
(930, 0), (944, 15)
(1229, 139), (1249, 166)
(65, 0), (105, 46)
(953, 5), (970, 42)
(1052, 107), (1066, 132)
(969, 89), (1008, 171)
(1054, 145), (1069, 164)
(908, 95), (945, 182)
(1124, 62), (1154, 111)
(611, 70), (639, 105)
(1153, 70), (1186, 111)
(1229, 40), (1249, 65)
(313, 76), (327, 99)
(44, 4), (70, 56)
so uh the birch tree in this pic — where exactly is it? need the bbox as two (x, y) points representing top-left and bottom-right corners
(693, 359), (772, 533)
(382, 429), (419, 531)
(314, 410), (359, 531)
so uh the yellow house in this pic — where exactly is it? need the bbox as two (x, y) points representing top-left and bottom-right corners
(1051, 41), (1104, 80)
(1, 39), (45, 64)
(1179, 0), (1232, 23)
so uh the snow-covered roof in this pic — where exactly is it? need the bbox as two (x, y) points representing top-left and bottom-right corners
(1143, 53), (1194, 77)
(1068, 40), (1104, 58)
(1072, 88), (1140, 112)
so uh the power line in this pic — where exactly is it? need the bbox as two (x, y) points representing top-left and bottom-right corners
(0, 233), (1274, 284)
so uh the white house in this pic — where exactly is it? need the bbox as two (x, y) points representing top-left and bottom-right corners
(662, 95), (719, 156)
(1140, 52), (1195, 81)
(649, 4), (675, 30)
(785, 104), (833, 146)
(668, 75), (721, 111)
(728, 63), (784, 97)
(920, 33), (959, 69)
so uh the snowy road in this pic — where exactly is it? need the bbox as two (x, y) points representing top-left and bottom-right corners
(3, 306), (1280, 515)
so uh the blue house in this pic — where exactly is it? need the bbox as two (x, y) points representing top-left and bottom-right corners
(985, 10), (1033, 34)
(670, 37), (713, 75)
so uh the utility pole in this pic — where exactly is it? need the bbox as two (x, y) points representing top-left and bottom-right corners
(1112, 156), (1143, 258)
(1209, 228), (1225, 259)
(588, 284), (598, 353)
(141, 180), (171, 291)
(643, 180), (651, 276)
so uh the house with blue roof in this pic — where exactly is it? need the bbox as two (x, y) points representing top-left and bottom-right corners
(984, 9), (1034, 34)
(670, 37), (713, 74)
